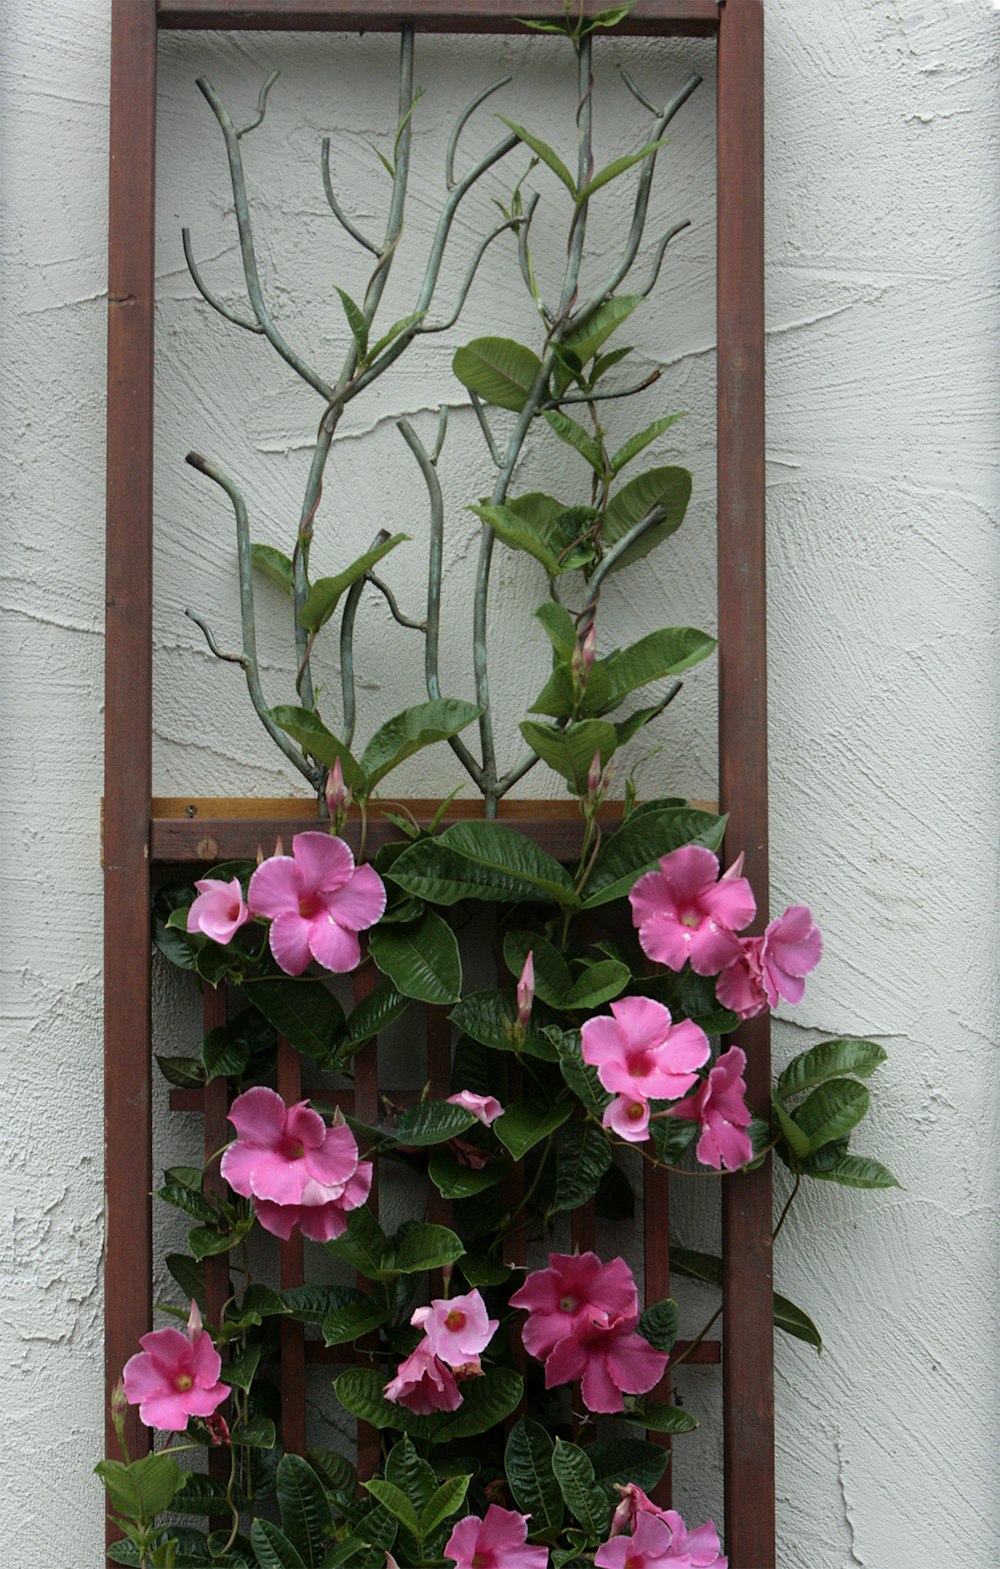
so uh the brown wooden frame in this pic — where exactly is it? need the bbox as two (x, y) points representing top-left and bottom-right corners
(105, 2), (770, 1562)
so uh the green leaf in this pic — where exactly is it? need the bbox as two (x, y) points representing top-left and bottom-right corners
(668, 1247), (823, 1352)
(552, 1121), (612, 1212)
(188, 1220), (249, 1260)
(450, 989), (559, 1061)
(647, 1114), (697, 1164)
(496, 1099), (573, 1159)
(384, 1435), (438, 1514)
(200, 1026), (250, 1083)
(159, 1475), (230, 1517)
(334, 1368), (434, 1439)
(369, 311), (427, 362)
(220, 1343), (262, 1392)
(565, 958), (631, 1009)
(637, 1298), (679, 1353)
(777, 1038), (888, 1099)
(306, 1447), (356, 1496)
(802, 1151), (900, 1189)
(336, 286), (369, 363)
(321, 1296), (390, 1346)
(519, 719), (618, 794)
(472, 494), (598, 579)
(246, 977), (346, 1065)
(298, 534), (409, 633)
(369, 910), (462, 1004)
(436, 1367), (524, 1440)
(554, 1032), (611, 1120)
(609, 415), (684, 477)
(452, 336), (544, 411)
(772, 1294), (824, 1351)
(231, 1416), (277, 1449)
(95, 1455), (187, 1524)
(535, 600), (578, 661)
(155, 1055), (205, 1090)
(267, 706), (364, 788)
(591, 344), (633, 383)
(505, 1419), (564, 1535)
(251, 542), (294, 597)
(559, 297), (641, 380)
(335, 980), (409, 1057)
(793, 1078), (870, 1153)
(390, 1221), (465, 1275)
(419, 1475), (472, 1537)
(503, 929), (572, 1005)
(250, 1519), (307, 1569)
(602, 466), (692, 569)
(390, 820), (578, 908)
(772, 1095), (811, 1159)
(363, 1480), (421, 1539)
(543, 410), (604, 472)
(390, 1101), (477, 1147)
(497, 118), (576, 196)
(165, 1253), (206, 1310)
(276, 1453), (334, 1568)
(595, 1160), (635, 1221)
(589, 627), (717, 715)
(327, 1206), (390, 1278)
(582, 807), (726, 909)
(458, 1250), (511, 1287)
(551, 1440), (611, 1538)
(587, 1439), (668, 1496)
(360, 699), (481, 791)
(626, 1402), (698, 1434)
(578, 137), (669, 203)
(428, 1147), (504, 1200)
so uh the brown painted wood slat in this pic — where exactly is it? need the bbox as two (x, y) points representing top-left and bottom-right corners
(352, 960), (382, 1481)
(643, 1158), (673, 1505)
(157, 0), (720, 36)
(104, 0), (157, 1542)
(277, 1039), (308, 1453)
(202, 986), (233, 1502)
(717, 2), (774, 1565)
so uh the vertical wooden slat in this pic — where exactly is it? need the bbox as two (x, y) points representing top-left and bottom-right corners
(277, 1038), (307, 1454)
(644, 1161), (673, 1505)
(203, 986), (232, 1493)
(717, 1), (774, 1564)
(104, 0), (157, 1531)
(352, 960), (381, 1480)
(426, 1005), (452, 1298)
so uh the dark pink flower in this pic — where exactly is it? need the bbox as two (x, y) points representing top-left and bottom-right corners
(384, 1341), (462, 1415)
(717, 905), (822, 1020)
(248, 830), (385, 976)
(122, 1300), (228, 1433)
(187, 876), (250, 944)
(596, 1510), (677, 1568)
(516, 952), (535, 1032)
(445, 1505), (548, 1569)
(582, 997), (709, 1104)
(509, 1252), (638, 1362)
(221, 1086), (372, 1242)
(604, 1093), (652, 1143)
(629, 846), (756, 976)
(411, 1289), (498, 1365)
(447, 1090), (504, 1126)
(542, 1307), (668, 1415)
(667, 1047), (753, 1172)
(609, 1486), (726, 1564)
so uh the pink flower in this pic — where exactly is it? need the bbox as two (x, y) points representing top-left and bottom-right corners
(516, 952), (535, 1032)
(186, 876), (250, 944)
(447, 1090), (504, 1126)
(221, 1086), (372, 1242)
(122, 1300), (228, 1433)
(604, 1093), (652, 1143)
(596, 1511), (677, 1568)
(385, 1341), (462, 1415)
(445, 1505), (548, 1569)
(609, 1486), (725, 1564)
(542, 1308), (668, 1414)
(324, 757), (351, 818)
(247, 830), (386, 976)
(716, 906), (822, 1020)
(629, 846), (756, 976)
(582, 997), (710, 1104)
(509, 1252), (638, 1362)
(667, 1047), (753, 1172)
(411, 1289), (498, 1365)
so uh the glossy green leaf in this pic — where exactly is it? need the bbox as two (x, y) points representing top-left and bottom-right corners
(559, 297), (641, 380)
(802, 1151), (900, 1189)
(793, 1078), (870, 1153)
(450, 989), (559, 1060)
(419, 1474), (472, 1536)
(551, 1440), (611, 1538)
(369, 311), (427, 362)
(436, 1367), (524, 1440)
(552, 1121), (612, 1211)
(390, 1221), (465, 1274)
(281, 1282), (371, 1323)
(267, 706), (364, 787)
(390, 820), (578, 908)
(505, 1419), (564, 1535)
(298, 534), (408, 633)
(543, 409), (604, 472)
(390, 1101), (477, 1147)
(582, 807), (726, 909)
(577, 137), (669, 203)
(602, 466), (692, 569)
(360, 699), (481, 790)
(647, 1114), (697, 1164)
(626, 1402), (698, 1434)
(458, 1250), (511, 1287)
(321, 1297), (389, 1347)
(503, 930), (573, 1005)
(230, 1416), (277, 1449)
(637, 1298), (679, 1353)
(165, 1253), (206, 1310)
(472, 494), (598, 578)
(200, 1026), (250, 1083)
(772, 1095), (811, 1159)
(363, 1481), (421, 1539)
(306, 1447), (356, 1497)
(535, 600), (578, 661)
(251, 542), (294, 597)
(590, 627), (717, 714)
(519, 718), (618, 793)
(335, 980), (409, 1058)
(609, 414), (684, 476)
(276, 1453), (333, 1568)
(565, 958), (631, 1009)
(587, 1439), (668, 1496)
(95, 1455), (187, 1524)
(555, 1032), (611, 1119)
(155, 1055), (205, 1090)
(384, 1438), (438, 1515)
(496, 1099), (573, 1159)
(428, 1147), (504, 1199)
(777, 1038), (889, 1099)
(369, 909), (462, 1004)
(336, 286), (369, 363)
(497, 118), (576, 195)
(668, 1246), (823, 1352)
(250, 1519), (307, 1569)
(160, 1475), (230, 1517)
(452, 336), (544, 411)
(327, 1207), (390, 1278)
(246, 977), (346, 1064)
(220, 1344), (262, 1394)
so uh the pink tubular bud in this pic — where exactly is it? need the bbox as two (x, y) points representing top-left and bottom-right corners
(581, 621), (597, 675)
(516, 951), (535, 1031)
(587, 749), (603, 799)
(185, 1299), (204, 1341)
(325, 757), (351, 821)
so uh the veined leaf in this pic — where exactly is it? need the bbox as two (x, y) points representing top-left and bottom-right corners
(802, 1151), (900, 1189)
(498, 118), (576, 195)
(419, 1475), (472, 1536)
(543, 409), (604, 472)
(245, 977), (345, 1064)
(360, 698), (481, 790)
(777, 1038), (888, 1099)
(590, 627), (717, 713)
(363, 1480), (420, 1539)
(610, 414), (684, 476)
(668, 1246), (823, 1352)
(505, 1420), (564, 1535)
(369, 310), (426, 361)
(250, 1519), (306, 1569)
(369, 909), (462, 1004)
(389, 1221), (465, 1274)
(450, 989), (560, 1061)
(268, 706), (364, 788)
(276, 1453), (333, 1568)
(558, 297), (641, 382)
(793, 1078), (870, 1153)
(577, 136), (669, 203)
(336, 286), (369, 364)
(95, 1455), (187, 1524)
(390, 1101), (477, 1147)
(535, 599), (578, 661)
(435, 1367), (523, 1440)
(552, 1121), (612, 1211)
(519, 718), (618, 793)
(251, 542), (294, 597)
(582, 806), (726, 909)
(298, 534), (408, 633)
(389, 820), (578, 908)
(551, 1440), (611, 1538)
(602, 466), (692, 569)
(428, 1147), (504, 1200)
(472, 494), (598, 578)
(452, 336), (543, 412)
(495, 1099), (573, 1159)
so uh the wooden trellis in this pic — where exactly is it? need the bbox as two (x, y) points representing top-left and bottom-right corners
(104, 2), (770, 1564)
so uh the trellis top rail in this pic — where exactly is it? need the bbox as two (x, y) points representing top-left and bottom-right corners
(156, 0), (721, 36)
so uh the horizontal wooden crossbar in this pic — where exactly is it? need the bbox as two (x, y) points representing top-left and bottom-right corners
(157, 0), (721, 36)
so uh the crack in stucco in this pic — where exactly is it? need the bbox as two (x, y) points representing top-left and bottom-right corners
(835, 1436), (864, 1566)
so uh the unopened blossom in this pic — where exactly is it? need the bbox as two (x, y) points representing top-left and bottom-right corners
(604, 1092), (652, 1143)
(629, 846), (756, 976)
(123, 1299), (228, 1433)
(717, 905), (822, 1019)
(610, 1487), (727, 1566)
(324, 757), (351, 819)
(582, 997), (709, 1107)
(516, 952), (535, 1032)
(384, 1340), (462, 1415)
(444, 1505), (548, 1569)
(411, 1289), (498, 1366)
(587, 749), (603, 800)
(667, 1047), (753, 1172)
(187, 876), (250, 944)
(447, 1089), (504, 1126)
(509, 1252), (638, 1362)
(542, 1306), (668, 1414)
(221, 1086), (372, 1242)
(248, 830), (385, 976)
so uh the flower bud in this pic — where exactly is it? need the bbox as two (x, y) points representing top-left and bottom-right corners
(324, 757), (352, 826)
(581, 621), (597, 675)
(587, 749), (603, 800)
(185, 1299), (204, 1341)
(516, 951), (534, 1032)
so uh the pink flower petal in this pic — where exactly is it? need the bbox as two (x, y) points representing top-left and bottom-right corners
(603, 1095), (651, 1142)
(284, 1100), (329, 1152)
(323, 862), (388, 932)
(701, 863), (756, 931)
(302, 1122), (361, 1187)
(247, 855), (302, 919)
(604, 1328), (669, 1395)
(698, 1114), (753, 1172)
(298, 1200), (350, 1242)
(686, 921), (744, 976)
(609, 995), (675, 1053)
(219, 1140), (265, 1198)
(268, 910), (314, 975)
(580, 1351), (627, 1413)
(291, 831), (356, 894)
(252, 1199), (298, 1240)
(228, 1086), (287, 1145)
(137, 1392), (193, 1432)
(188, 1331), (223, 1387)
(307, 914), (362, 973)
(447, 1090), (504, 1126)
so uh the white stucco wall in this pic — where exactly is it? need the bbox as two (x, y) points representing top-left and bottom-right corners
(2, 1), (998, 1565)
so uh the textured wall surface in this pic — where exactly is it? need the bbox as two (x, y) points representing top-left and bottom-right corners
(1, 1), (998, 1565)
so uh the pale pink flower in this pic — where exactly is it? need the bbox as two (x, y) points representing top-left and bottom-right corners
(509, 1252), (638, 1362)
(411, 1289), (498, 1366)
(717, 905), (822, 1020)
(542, 1307), (668, 1414)
(609, 1485), (726, 1564)
(667, 1047), (753, 1172)
(122, 1299), (228, 1433)
(384, 1340), (462, 1415)
(629, 846), (756, 976)
(516, 952), (535, 1032)
(221, 1086), (372, 1242)
(581, 997), (709, 1104)
(187, 876), (250, 944)
(603, 1093), (651, 1143)
(445, 1505), (548, 1569)
(596, 1510), (677, 1568)
(247, 830), (386, 976)
(447, 1090), (504, 1126)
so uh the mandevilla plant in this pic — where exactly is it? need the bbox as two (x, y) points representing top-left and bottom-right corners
(101, 11), (898, 1567)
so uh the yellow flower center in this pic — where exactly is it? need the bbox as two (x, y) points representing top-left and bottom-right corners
(444, 1309), (466, 1333)
(174, 1373), (193, 1393)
